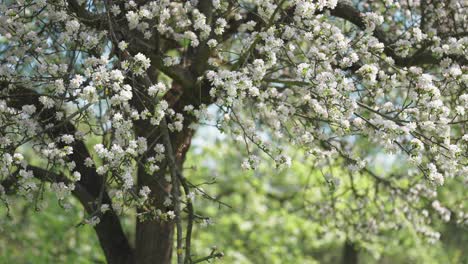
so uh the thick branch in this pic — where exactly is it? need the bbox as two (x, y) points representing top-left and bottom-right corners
(329, 1), (466, 67)
(67, 0), (106, 27)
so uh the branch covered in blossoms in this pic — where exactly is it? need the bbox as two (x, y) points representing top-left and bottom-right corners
(0, 0), (466, 263)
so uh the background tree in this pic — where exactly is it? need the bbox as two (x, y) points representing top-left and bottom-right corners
(0, 1), (466, 264)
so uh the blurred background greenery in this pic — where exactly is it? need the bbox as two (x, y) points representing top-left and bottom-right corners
(0, 133), (466, 264)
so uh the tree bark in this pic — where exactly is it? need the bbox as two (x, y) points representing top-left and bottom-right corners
(135, 214), (174, 264)
(135, 111), (194, 264)
(93, 194), (135, 264)
(342, 240), (358, 264)
(135, 161), (175, 264)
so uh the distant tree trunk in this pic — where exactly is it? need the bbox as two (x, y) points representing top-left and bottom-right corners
(342, 240), (358, 264)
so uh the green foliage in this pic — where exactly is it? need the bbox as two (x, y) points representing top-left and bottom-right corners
(183, 136), (466, 263)
(0, 192), (105, 263)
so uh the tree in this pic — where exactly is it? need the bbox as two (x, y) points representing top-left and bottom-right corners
(0, 0), (466, 263)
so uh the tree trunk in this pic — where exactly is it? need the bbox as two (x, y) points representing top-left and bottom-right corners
(94, 201), (135, 264)
(135, 163), (175, 264)
(135, 119), (194, 264)
(342, 240), (358, 264)
(135, 219), (174, 264)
